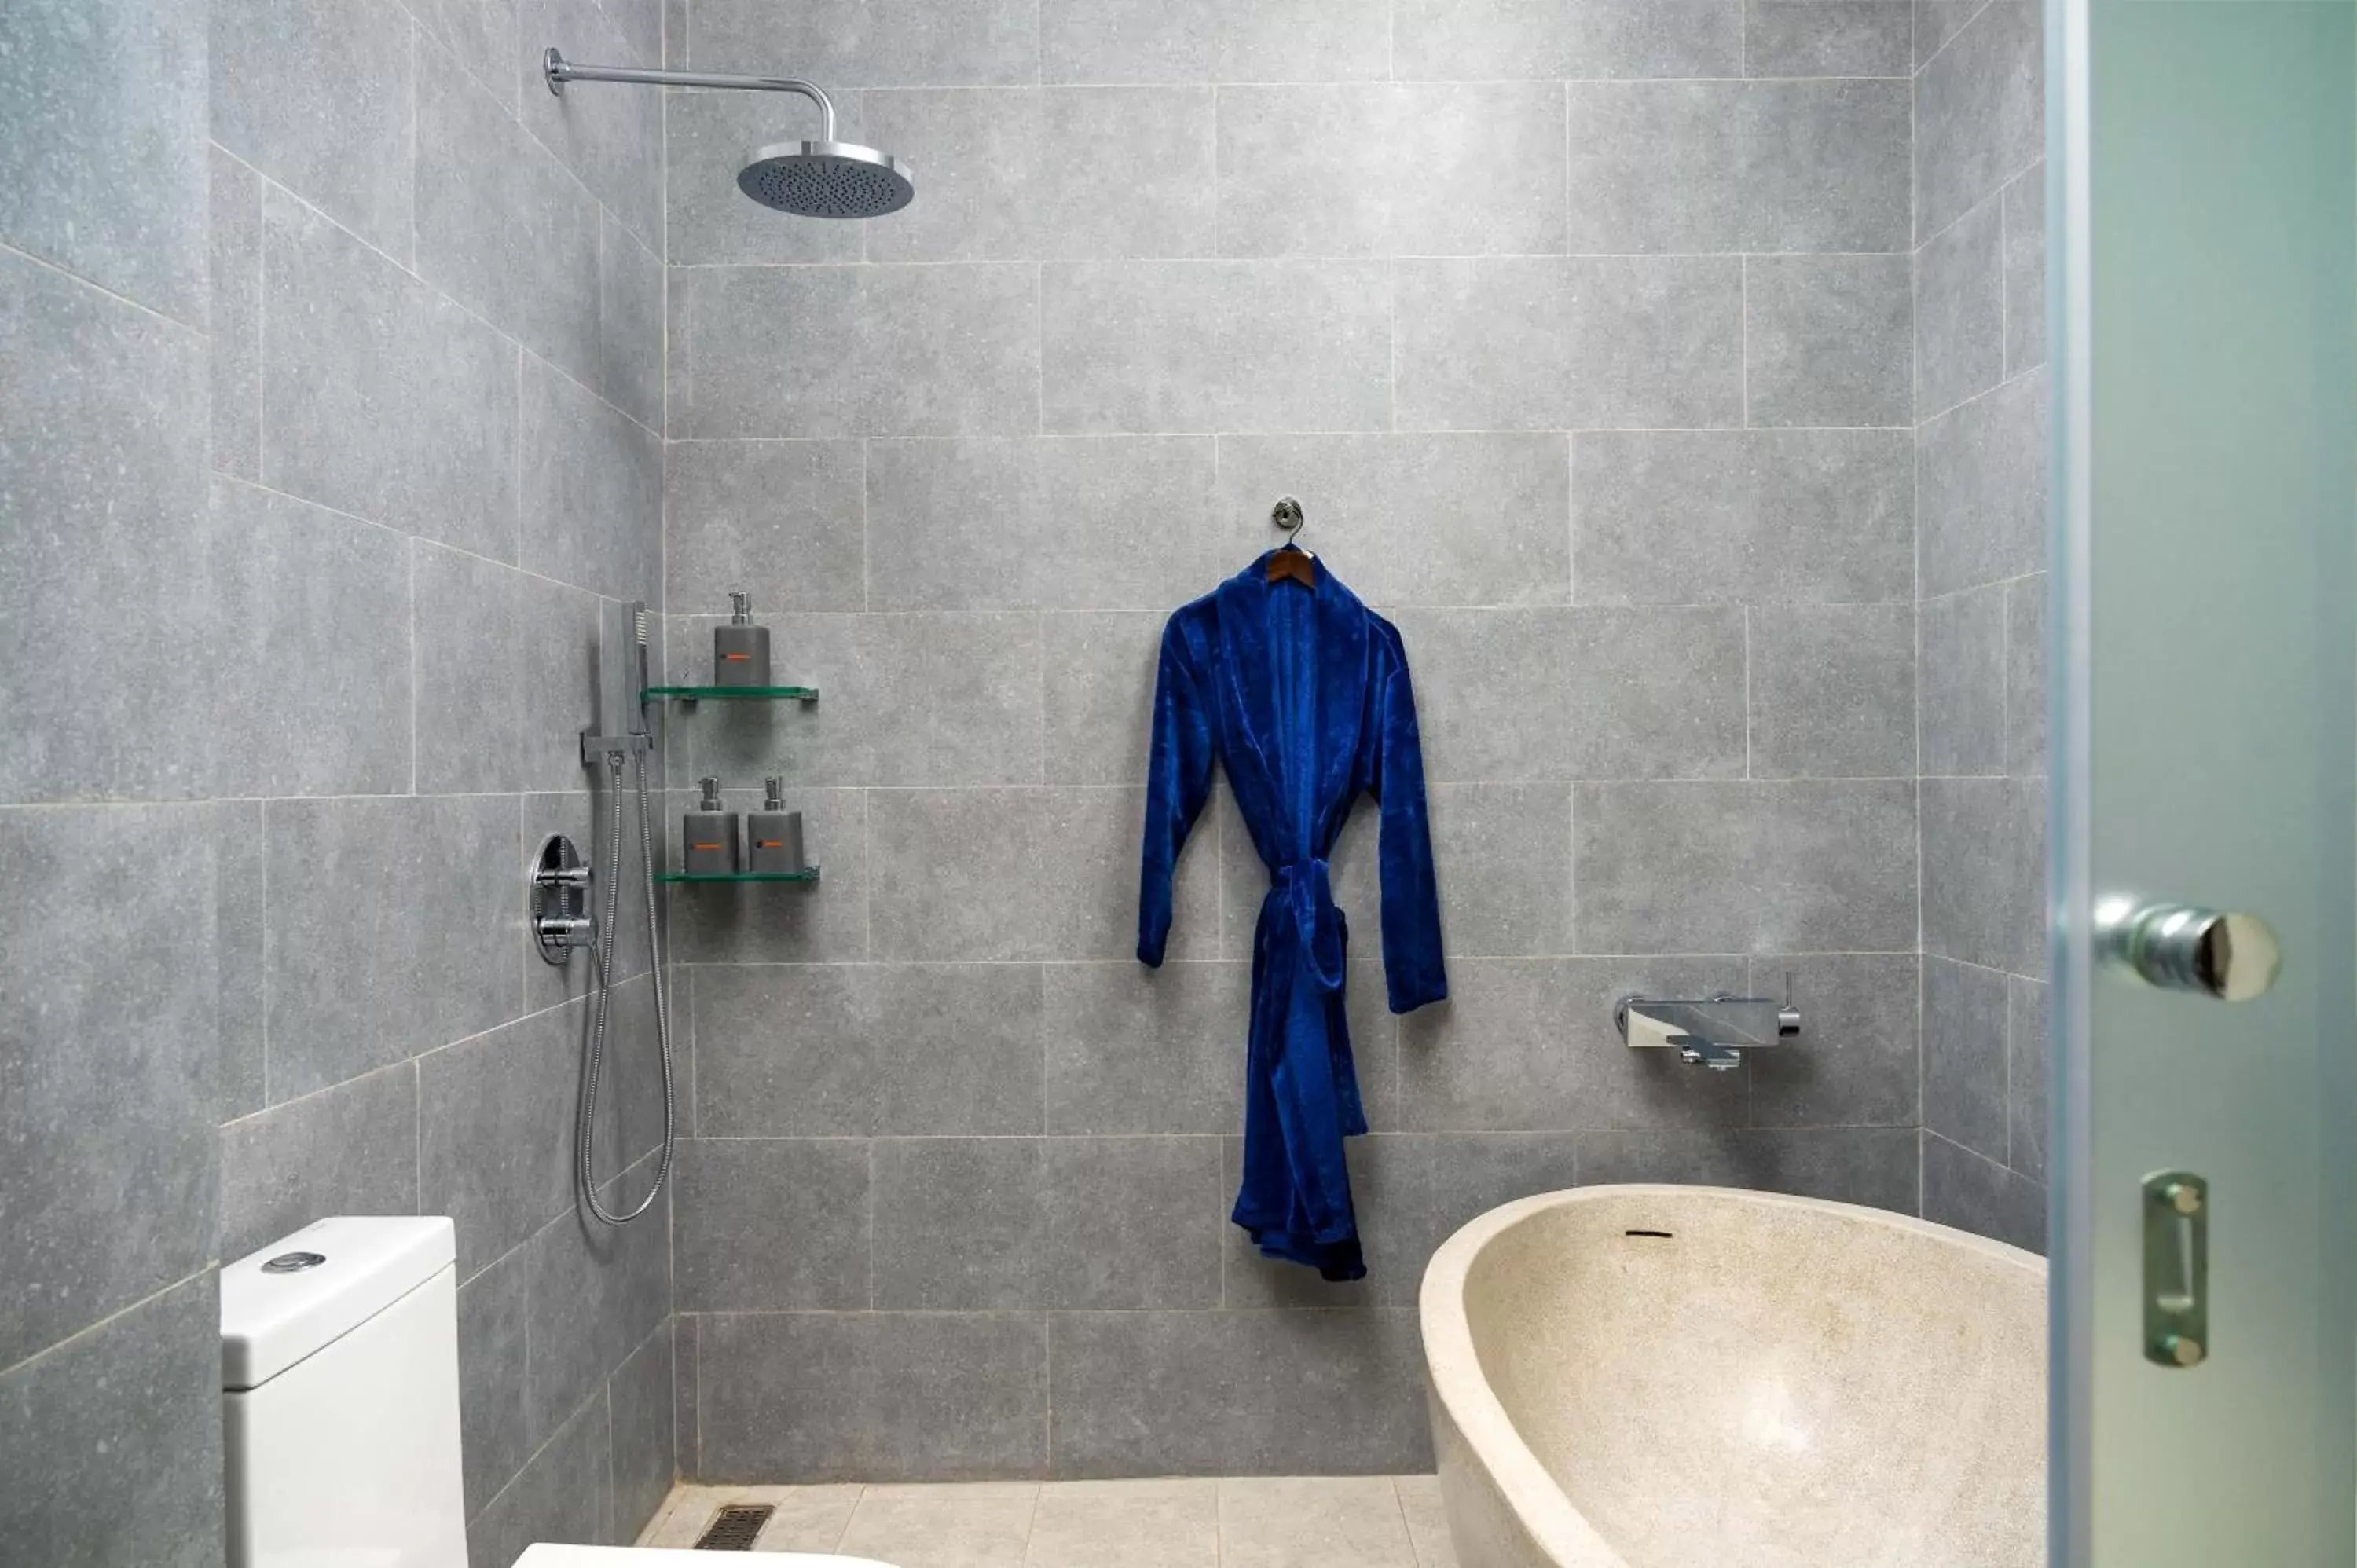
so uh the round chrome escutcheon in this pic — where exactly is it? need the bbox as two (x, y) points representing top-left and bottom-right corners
(261, 1251), (327, 1274)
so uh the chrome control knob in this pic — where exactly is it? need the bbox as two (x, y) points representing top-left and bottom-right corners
(2098, 899), (2281, 1002)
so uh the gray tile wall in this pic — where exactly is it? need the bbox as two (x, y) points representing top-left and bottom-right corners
(0, 1), (673, 1561)
(1912, 0), (2050, 1253)
(662, 0), (1924, 1480)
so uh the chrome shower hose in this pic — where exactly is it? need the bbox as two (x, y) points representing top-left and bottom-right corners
(577, 746), (676, 1225)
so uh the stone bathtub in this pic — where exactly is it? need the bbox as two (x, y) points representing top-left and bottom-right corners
(1419, 1185), (2045, 1568)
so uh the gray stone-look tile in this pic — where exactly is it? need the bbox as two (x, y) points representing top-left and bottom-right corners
(1745, 0), (1914, 75)
(211, 148), (263, 479)
(599, 213), (664, 431)
(416, 62), (603, 388)
(2003, 165), (2047, 376)
(610, 1324), (675, 1541)
(1047, 1310), (1426, 1477)
(675, 1138), (871, 1310)
(521, 354), (663, 601)
(412, 0), (521, 105)
(1566, 80), (1911, 254)
(456, 1246), (532, 1519)
(691, 962), (1045, 1137)
(1040, 0), (1390, 82)
(0, 1272), (222, 1568)
(218, 1062), (419, 1263)
(670, 613), (1042, 788)
(1919, 582), (2007, 777)
(2007, 571), (2049, 777)
(664, 90), (868, 267)
(211, 0), (413, 264)
(1747, 953), (1919, 1127)
(2008, 974), (2049, 1181)
(1577, 1127), (1920, 1214)
(1391, 608), (1746, 783)
(1044, 962), (1250, 1135)
(872, 1138), (1049, 1309)
(865, 436), (1216, 610)
(1921, 775), (2046, 977)
(1380, 435), (1572, 607)
(1043, 613), (1164, 785)
(1217, 83), (1568, 260)
(467, 1388), (614, 1565)
(1428, 783), (1575, 957)
(262, 189), (519, 559)
(0, 805), (222, 1368)
(672, 1316), (698, 1479)
(210, 479), (412, 798)
(1395, 257), (1744, 433)
(666, 787), (869, 964)
(863, 86), (1218, 262)
(418, 1002), (577, 1280)
(691, 0), (1041, 86)
(1918, 367), (2047, 596)
(265, 795), (519, 1098)
(1398, 957), (1747, 1132)
(415, 543), (602, 797)
(1043, 1136), (1225, 1309)
(871, 788), (1218, 962)
(1574, 780), (1918, 954)
(1743, 255), (1912, 430)
(1923, 955), (2009, 1162)
(517, 0), (665, 248)
(0, 252), (210, 805)
(1041, 261), (1391, 434)
(1391, 0), (1743, 80)
(217, 801), (269, 1120)
(666, 440), (866, 615)
(1916, 196), (2006, 419)
(1747, 604), (1916, 779)
(1574, 430), (1913, 604)
(1921, 1130), (2046, 1252)
(671, 263), (1039, 438)
(698, 1312), (1047, 1482)
(1915, 0), (2043, 241)
(523, 1154), (672, 1439)
(6, 0), (203, 318)
(1915, 0), (1991, 66)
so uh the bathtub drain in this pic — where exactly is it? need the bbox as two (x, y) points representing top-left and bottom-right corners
(694, 1504), (775, 1550)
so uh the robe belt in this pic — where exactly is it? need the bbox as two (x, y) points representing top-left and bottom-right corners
(1266, 856), (1347, 994)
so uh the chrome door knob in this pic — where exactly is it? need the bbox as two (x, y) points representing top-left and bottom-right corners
(2097, 899), (2282, 1002)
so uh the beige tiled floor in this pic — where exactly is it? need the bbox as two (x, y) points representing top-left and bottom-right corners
(638, 1476), (1459, 1568)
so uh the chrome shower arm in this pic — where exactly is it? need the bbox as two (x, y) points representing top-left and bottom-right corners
(542, 49), (837, 140)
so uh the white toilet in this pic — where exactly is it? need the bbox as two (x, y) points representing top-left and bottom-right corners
(222, 1216), (893, 1568)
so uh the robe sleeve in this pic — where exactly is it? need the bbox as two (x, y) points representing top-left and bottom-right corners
(1138, 616), (1215, 967)
(1371, 650), (1448, 1013)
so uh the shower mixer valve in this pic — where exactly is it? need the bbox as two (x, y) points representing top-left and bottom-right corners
(530, 833), (594, 964)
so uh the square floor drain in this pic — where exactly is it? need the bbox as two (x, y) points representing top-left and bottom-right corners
(693, 1504), (775, 1550)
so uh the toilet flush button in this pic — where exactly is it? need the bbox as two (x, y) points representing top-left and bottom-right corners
(262, 1251), (327, 1274)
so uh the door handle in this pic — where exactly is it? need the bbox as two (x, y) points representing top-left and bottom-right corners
(2143, 1172), (2208, 1368)
(2096, 900), (2281, 1001)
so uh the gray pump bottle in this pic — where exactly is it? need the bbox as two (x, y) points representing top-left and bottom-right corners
(713, 591), (771, 687)
(682, 777), (739, 874)
(746, 777), (805, 874)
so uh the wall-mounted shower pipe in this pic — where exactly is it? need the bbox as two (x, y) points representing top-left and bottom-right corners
(541, 48), (915, 218)
(543, 49), (838, 137)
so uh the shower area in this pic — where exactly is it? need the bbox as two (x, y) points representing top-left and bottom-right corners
(2, 0), (2063, 1560)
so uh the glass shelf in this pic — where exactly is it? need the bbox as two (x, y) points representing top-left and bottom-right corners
(644, 685), (818, 702)
(656, 866), (821, 885)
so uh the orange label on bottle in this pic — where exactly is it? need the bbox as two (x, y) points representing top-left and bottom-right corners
(691, 842), (723, 852)
(724, 652), (750, 661)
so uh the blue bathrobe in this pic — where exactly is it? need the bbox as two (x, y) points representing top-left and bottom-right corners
(1138, 554), (1446, 1280)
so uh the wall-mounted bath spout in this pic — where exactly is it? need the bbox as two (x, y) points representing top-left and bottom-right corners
(1615, 986), (1800, 1070)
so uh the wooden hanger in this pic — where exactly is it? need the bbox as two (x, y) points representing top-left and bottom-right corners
(1266, 496), (1317, 587)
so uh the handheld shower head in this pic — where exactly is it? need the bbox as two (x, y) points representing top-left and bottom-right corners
(739, 141), (915, 218)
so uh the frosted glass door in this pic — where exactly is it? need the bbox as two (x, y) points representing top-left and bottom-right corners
(2052, 0), (2357, 1562)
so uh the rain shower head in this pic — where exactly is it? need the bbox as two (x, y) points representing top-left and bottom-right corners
(544, 48), (915, 218)
(739, 141), (916, 218)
